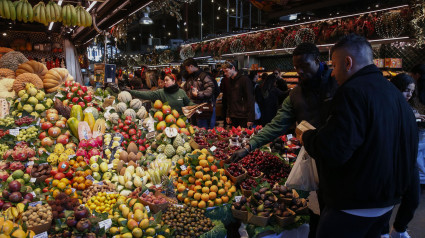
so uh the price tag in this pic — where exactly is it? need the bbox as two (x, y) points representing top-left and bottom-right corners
(155, 184), (162, 188)
(143, 189), (150, 196)
(30, 177), (37, 183)
(29, 201), (42, 207)
(96, 182), (103, 185)
(86, 175), (95, 181)
(106, 192), (115, 194)
(210, 146), (217, 152)
(145, 206), (150, 213)
(31, 192), (36, 197)
(99, 218), (112, 230)
(27, 161), (34, 166)
(68, 155), (76, 159)
(9, 129), (19, 136)
(56, 92), (64, 98)
(173, 204), (184, 208)
(287, 134), (293, 140)
(71, 188), (76, 193)
(34, 231), (48, 238)
(235, 196), (242, 202)
(180, 165), (187, 171)
(107, 78), (113, 83)
(108, 164), (114, 169)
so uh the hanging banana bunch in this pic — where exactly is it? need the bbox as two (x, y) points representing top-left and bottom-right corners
(61, 4), (77, 26)
(0, 0), (17, 21)
(33, 1), (48, 25)
(15, 0), (33, 23)
(46, 0), (62, 22)
(75, 5), (92, 27)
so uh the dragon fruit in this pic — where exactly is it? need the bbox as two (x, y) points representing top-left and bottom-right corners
(12, 149), (27, 161)
(9, 162), (25, 171)
(0, 161), (8, 170)
(0, 170), (9, 181)
(79, 139), (88, 148)
(88, 148), (101, 158)
(76, 148), (87, 158)
(87, 138), (97, 148)
(3, 150), (12, 160)
(95, 136), (103, 147)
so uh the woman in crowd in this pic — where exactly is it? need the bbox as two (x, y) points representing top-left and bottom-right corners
(381, 73), (422, 238)
(127, 72), (194, 115)
(255, 74), (284, 126)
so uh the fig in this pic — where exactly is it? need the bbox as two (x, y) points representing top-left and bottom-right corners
(8, 180), (21, 192)
(76, 218), (91, 232)
(2, 202), (12, 210)
(74, 205), (89, 220)
(9, 192), (23, 203)
(66, 216), (77, 227)
(2, 190), (10, 199)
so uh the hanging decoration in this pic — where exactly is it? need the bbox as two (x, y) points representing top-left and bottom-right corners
(411, 1), (425, 47)
(180, 45), (195, 60)
(230, 39), (246, 53)
(159, 50), (174, 64)
(295, 28), (315, 45)
(375, 11), (405, 38)
(150, 0), (183, 21)
(283, 31), (297, 53)
(110, 15), (137, 43)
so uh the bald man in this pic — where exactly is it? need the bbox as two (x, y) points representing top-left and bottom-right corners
(297, 34), (419, 237)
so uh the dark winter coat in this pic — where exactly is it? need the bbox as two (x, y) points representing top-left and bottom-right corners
(183, 69), (215, 104)
(227, 72), (255, 122)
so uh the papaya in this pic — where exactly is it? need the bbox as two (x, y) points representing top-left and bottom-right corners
(92, 119), (106, 138)
(78, 121), (92, 140)
(67, 117), (79, 140)
(84, 112), (95, 131)
(70, 105), (83, 121)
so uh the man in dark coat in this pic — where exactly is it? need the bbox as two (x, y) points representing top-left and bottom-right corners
(298, 34), (419, 237)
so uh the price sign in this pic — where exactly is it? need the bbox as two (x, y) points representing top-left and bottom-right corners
(235, 196), (242, 202)
(155, 184), (162, 188)
(30, 178), (37, 183)
(34, 232), (48, 238)
(108, 164), (114, 169)
(99, 218), (112, 230)
(26, 161), (34, 166)
(29, 201), (42, 207)
(287, 134), (293, 140)
(173, 204), (184, 208)
(31, 192), (36, 197)
(180, 165), (187, 171)
(56, 92), (64, 98)
(9, 129), (19, 136)
(210, 146), (217, 152)
(145, 206), (150, 213)
(106, 192), (115, 194)
(71, 188), (76, 193)
(143, 189), (150, 196)
(96, 182), (103, 186)
(107, 78), (113, 83)
(85, 175), (95, 181)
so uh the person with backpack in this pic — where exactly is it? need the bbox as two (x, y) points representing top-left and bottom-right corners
(182, 58), (219, 129)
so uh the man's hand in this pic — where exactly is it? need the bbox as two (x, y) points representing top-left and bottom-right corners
(247, 122), (253, 128)
(230, 147), (250, 162)
(226, 117), (232, 125)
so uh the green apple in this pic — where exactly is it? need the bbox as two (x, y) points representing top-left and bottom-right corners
(92, 172), (101, 181)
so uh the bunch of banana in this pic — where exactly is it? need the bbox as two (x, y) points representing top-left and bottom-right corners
(33, 1), (48, 25)
(45, 0), (61, 22)
(15, 0), (33, 23)
(0, 0), (16, 20)
(61, 3), (76, 26)
(75, 5), (92, 27)
(2, 203), (25, 220)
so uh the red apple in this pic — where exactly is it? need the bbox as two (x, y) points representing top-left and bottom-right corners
(66, 143), (77, 151)
(81, 86), (87, 93)
(125, 120), (132, 125)
(47, 113), (59, 123)
(67, 92), (73, 99)
(131, 135), (137, 141)
(54, 172), (65, 180)
(78, 102), (85, 108)
(41, 121), (53, 130)
(50, 169), (58, 177)
(123, 125), (129, 132)
(128, 129), (136, 136)
(58, 161), (69, 173)
(45, 177), (53, 185)
(83, 95), (92, 102)
(72, 97), (79, 103)
(48, 127), (61, 138)
(42, 187), (49, 193)
(65, 169), (74, 179)
(38, 131), (47, 140)
(139, 145), (146, 151)
(77, 90), (84, 97)
(71, 87), (78, 93)
(57, 135), (69, 145)
(41, 137), (54, 147)
(74, 82), (80, 88)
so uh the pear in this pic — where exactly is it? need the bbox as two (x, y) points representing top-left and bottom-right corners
(100, 162), (108, 173)
(18, 90), (26, 98)
(27, 96), (38, 106)
(22, 104), (33, 113)
(27, 87), (38, 96)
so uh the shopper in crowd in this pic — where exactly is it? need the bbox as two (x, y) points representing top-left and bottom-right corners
(116, 73), (129, 90)
(296, 34), (418, 237)
(127, 73), (194, 115)
(230, 42), (337, 238)
(410, 63), (425, 190)
(221, 61), (255, 128)
(379, 73), (421, 238)
(249, 70), (259, 87)
(182, 58), (216, 129)
(144, 70), (158, 90)
(255, 74), (284, 126)
(274, 68), (289, 102)
(129, 77), (143, 90)
(220, 73), (231, 127)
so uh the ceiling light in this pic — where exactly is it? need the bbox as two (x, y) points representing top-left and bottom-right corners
(2, 33), (6, 36)
(139, 9), (153, 25)
(217, 16), (219, 20)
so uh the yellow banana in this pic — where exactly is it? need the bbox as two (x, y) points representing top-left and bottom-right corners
(61, 3), (66, 24)
(9, 1), (16, 21)
(66, 5), (71, 25)
(45, 2), (51, 22)
(70, 4), (76, 26)
(0, 0), (4, 18)
(40, 3), (46, 25)
(86, 10), (92, 27)
(81, 8), (86, 26)
(16, 1), (22, 21)
(22, 0), (27, 23)
(33, 3), (38, 22)
(55, 3), (61, 21)
(4, 0), (10, 19)
(27, 1), (33, 22)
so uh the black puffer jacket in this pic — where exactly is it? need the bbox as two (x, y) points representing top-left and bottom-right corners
(183, 69), (214, 104)
(303, 64), (419, 210)
(227, 73), (255, 122)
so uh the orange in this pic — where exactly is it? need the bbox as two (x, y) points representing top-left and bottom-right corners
(187, 190), (195, 197)
(198, 154), (206, 161)
(201, 193), (210, 202)
(199, 159), (208, 167)
(221, 196), (229, 203)
(215, 198), (222, 205)
(203, 167), (211, 173)
(198, 201), (206, 209)
(189, 184), (195, 191)
(178, 158), (185, 165)
(191, 200), (198, 207)
(77, 183), (86, 190)
(188, 176), (195, 184)
(73, 163), (80, 169)
(195, 171), (203, 179)
(211, 165), (218, 172)
(170, 170), (178, 177)
(209, 192), (217, 200)
(72, 182), (79, 189)
(69, 160), (75, 166)
(194, 185), (202, 192)
(218, 189), (226, 195)
(217, 182), (223, 188)
(196, 166), (203, 171)
(195, 179), (203, 186)
(221, 176), (228, 182)
(210, 185), (218, 193)
(85, 169), (92, 176)
(65, 188), (73, 195)
(227, 192), (233, 197)
(180, 170), (189, 176)
(57, 182), (66, 190)
(2, 220), (14, 235)
(60, 178), (69, 185)
(184, 197), (190, 204)
(229, 186), (236, 193)
(212, 176), (219, 182)
(202, 174), (211, 181)
(204, 181), (212, 187)
(194, 193), (201, 201)
(202, 187), (210, 194)
(52, 189), (60, 198)
(177, 194), (184, 201)
(177, 185), (186, 193)
(85, 179), (93, 187)
(207, 156), (215, 163)
(51, 179), (59, 187)
(79, 161), (87, 167)
(76, 156), (84, 162)
(208, 200), (215, 207)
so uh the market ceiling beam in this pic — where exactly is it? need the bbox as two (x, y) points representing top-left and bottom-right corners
(267, 0), (357, 19)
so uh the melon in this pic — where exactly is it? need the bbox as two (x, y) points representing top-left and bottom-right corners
(118, 91), (132, 103)
(129, 99), (143, 110)
(124, 109), (136, 120)
(109, 113), (120, 124)
(84, 107), (99, 119)
(137, 107), (147, 119)
(115, 102), (127, 114)
(78, 121), (92, 140)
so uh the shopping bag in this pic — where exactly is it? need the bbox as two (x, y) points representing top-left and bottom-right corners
(285, 146), (319, 191)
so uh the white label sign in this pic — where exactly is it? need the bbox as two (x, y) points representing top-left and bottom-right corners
(145, 206), (150, 213)
(173, 204), (184, 208)
(99, 218), (112, 230)
(86, 175), (95, 181)
(30, 192), (36, 197)
(210, 146), (217, 152)
(107, 78), (113, 83)
(180, 165), (187, 171)
(29, 201), (42, 207)
(9, 129), (19, 136)
(143, 189), (150, 196)
(235, 196), (242, 202)
(34, 231), (48, 238)
(287, 134), (293, 140)
(27, 161), (34, 166)
(30, 178), (37, 183)
(72, 188), (76, 193)
(108, 164), (114, 169)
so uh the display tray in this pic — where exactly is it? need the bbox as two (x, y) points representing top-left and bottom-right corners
(225, 168), (247, 184)
(231, 206), (248, 223)
(247, 212), (272, 227)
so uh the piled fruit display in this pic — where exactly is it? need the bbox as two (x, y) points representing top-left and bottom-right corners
(85, 192), (124, 214)
(162, 206), (214, 237)
(111, 116), (147, 150)
(106, 91), (148, 123)
(59, 81), (94, 110)
(11, 83), (53, 118)
(151, 99), (193, 135)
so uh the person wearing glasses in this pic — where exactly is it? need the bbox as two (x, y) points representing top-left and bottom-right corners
(231, 42), (337, 238)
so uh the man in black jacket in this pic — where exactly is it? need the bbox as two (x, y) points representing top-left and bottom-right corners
(298, 34), (419, 237)
(222, 62), (255, 128)
(182, 58), (216, 129)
